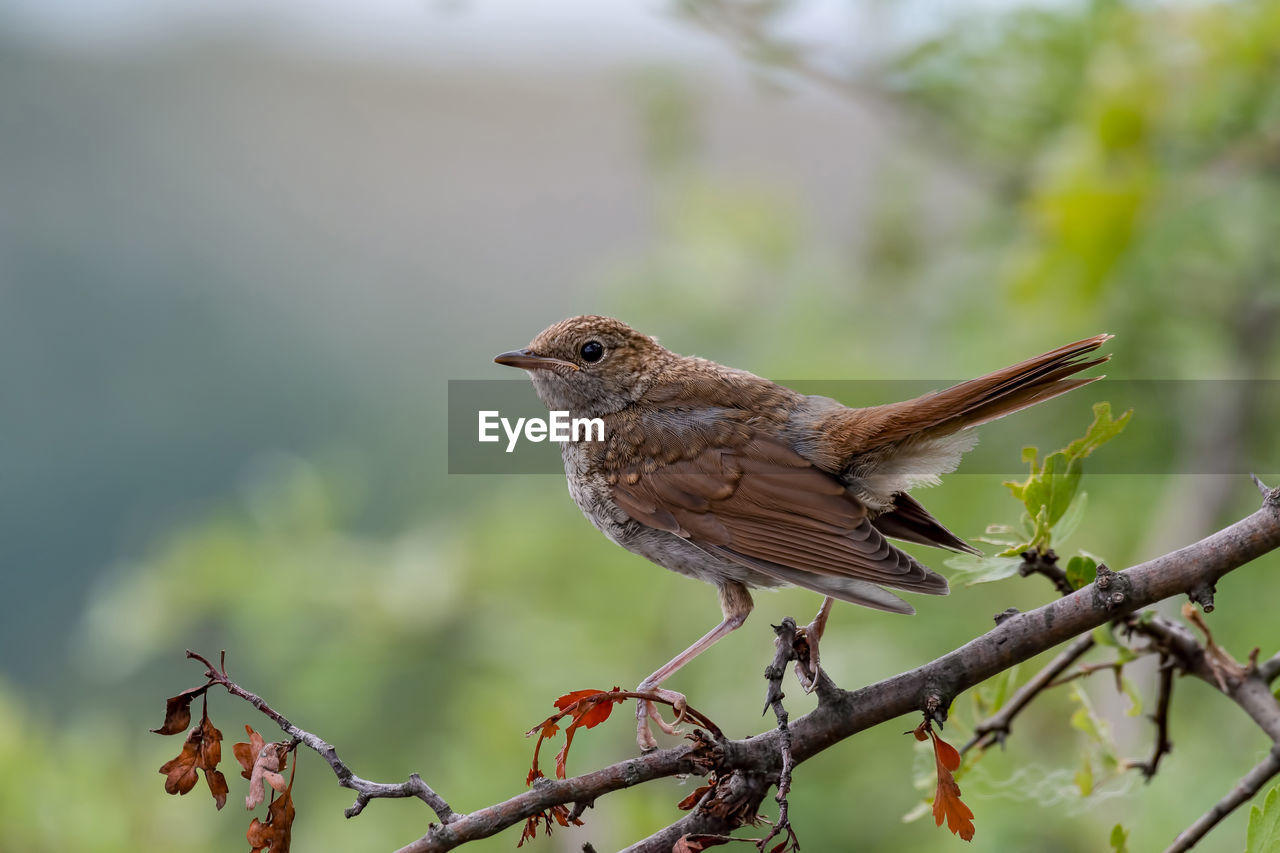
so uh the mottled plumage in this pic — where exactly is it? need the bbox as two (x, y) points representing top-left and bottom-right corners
(496, 316), (1110, 747)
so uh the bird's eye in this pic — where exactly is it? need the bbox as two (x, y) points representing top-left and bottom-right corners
(579, 341), (605, 363)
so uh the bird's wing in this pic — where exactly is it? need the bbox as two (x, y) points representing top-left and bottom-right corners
(609, 436), (949, 613)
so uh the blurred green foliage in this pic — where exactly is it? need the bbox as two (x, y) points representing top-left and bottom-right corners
(5, 0), (1280, 851)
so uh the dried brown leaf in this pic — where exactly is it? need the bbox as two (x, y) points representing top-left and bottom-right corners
(207, 768), (229, 811)
(515, 806), (581, 848)
(159, 736), (201, 796)
(247, 784), (295, 853)
(928, 728), (974, 842)
(197, 713), (223, 772)
(151, 684), (208, 735)
(159, 708), (225, 804)
(234, 725), (267, 780)
(676, 780), (715, 811)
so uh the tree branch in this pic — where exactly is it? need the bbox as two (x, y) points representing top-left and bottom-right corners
(390, 492), (1280, 851)
(186, 651), (459, 824)
(1165, 745), (1280, 853)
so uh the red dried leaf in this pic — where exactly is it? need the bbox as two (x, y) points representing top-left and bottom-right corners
(517, 815), (538, 847)
(527, 688), (626, 785)
(934, 733), (961, 773)
(152, 684), (209, 735)
(676, 781), (714, 811)
(928, 728), (975, 842)
(516, 806), (581, 848)
(553, 689), (604, 712)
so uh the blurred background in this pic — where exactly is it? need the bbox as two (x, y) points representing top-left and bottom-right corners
(3, 0), (1280, 850)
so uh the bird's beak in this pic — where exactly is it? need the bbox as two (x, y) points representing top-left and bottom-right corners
(493, 349), (579, 372)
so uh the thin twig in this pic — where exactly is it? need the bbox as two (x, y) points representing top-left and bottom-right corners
(1019, 548), (1075, 597)
(962, 633), (1096, 754)
(1129, 655), (1175, 781)
(1047, 654), (1156, 689)
(1165, 745), (1280, 852)
(757, 619), (800, 852)
(185, 651), (459, 823)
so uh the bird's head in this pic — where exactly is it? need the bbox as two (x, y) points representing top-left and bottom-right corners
(494, 315), (670, 417)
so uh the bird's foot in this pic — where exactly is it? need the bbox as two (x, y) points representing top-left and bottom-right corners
(635, 687), (688, 750)
(795, 596), (834, 693)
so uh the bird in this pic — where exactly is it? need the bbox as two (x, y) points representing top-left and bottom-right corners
(494, 316), (1111, 749)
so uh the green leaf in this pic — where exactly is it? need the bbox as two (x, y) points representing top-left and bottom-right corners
(1053, 490), (1088, 544)
(1075, 756), (1093, 796)
(1069, 683), (1110, 744)
(1064, 402), (1133, 461)
(1119, 676), (1143, 717)
(944, 554), (1023, 585)
(1065, 555), (1098, 590)
(1110, 823), (1130, 853)
(1001, 403), (1130, 551)
(1247, 786), (1280, 853)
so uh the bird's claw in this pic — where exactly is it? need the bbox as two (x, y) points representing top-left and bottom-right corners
(635, 688), (688, 749)
(794, 627), (821, 693)
(795, 597), (833, 693)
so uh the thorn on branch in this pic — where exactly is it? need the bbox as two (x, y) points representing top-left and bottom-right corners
(568, 798), (595, 823)
(1188, 581), (1217, 613)
(1251, 473), (1278, 501)
(1259, 651), (1280, 684)
(993, 608), (1020, 625)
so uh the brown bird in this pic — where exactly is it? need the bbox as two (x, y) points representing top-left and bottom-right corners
(495, 317), (1110, 749)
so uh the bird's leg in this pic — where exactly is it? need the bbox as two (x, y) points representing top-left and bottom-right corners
(635, 582), (753, 750)
(796, 595), (834, 693)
